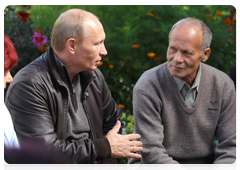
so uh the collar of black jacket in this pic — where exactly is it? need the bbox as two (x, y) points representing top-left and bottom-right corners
(46, 46), (96, 92)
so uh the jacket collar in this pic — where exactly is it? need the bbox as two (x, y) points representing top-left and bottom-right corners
(47, 46), (96, 91)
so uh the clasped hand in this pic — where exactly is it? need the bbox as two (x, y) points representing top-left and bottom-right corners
(106, 120), (142, 159)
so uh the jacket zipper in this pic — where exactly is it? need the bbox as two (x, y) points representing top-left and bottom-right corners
(82, 77), (96, 140)
(82, 94), (95, 140)
(83, 95), (101, 164)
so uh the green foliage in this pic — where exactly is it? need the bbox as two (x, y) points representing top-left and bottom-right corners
(4, 5), (235, 164)
(4, 5), (51, 75)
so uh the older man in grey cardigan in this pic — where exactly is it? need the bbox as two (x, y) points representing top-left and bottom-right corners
(128, 18), (236, 164)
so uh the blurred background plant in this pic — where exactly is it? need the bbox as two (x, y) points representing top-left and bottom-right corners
(4, 5), (236, 164)
(4, 5), (52, 73)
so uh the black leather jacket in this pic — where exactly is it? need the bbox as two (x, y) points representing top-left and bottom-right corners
(5, 47), (123, 163)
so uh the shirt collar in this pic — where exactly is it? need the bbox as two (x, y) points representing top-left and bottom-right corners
(173, 63), (202, 92)
(53, 52), (65, 71)
(53, 52), (71, 83)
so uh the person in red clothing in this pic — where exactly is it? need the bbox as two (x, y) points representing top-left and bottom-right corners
(4, 34), (19, 148)
(4, 34), (18, 89)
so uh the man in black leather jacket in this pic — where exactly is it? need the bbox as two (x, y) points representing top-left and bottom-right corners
(5, 9), (142, 164)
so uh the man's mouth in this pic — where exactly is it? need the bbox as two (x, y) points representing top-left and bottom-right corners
(173, 65), (184, 69)
(96, 61), (100, 64)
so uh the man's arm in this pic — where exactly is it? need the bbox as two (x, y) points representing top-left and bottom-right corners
(131, 88), (179, 164)
(97, 69), (142, 162)
(214, 81), (236, 164)
(6, 72), (142, 163)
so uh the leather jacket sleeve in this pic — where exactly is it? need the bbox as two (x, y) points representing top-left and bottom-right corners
(5, 70), (110, 163)
(93, 69), (123, 163)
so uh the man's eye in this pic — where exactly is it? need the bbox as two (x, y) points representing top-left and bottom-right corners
(184, 51), (192, 55)
(171, 47), (176, 51)
(95, 41), (103, 46)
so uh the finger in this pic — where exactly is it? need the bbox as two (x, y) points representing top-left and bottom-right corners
(131, 146), (143, 153)
(111, 120), (121, 133)
(130, 141), (142, 147)
(127, 134), (141, 140)
(127, 152), (142, 159)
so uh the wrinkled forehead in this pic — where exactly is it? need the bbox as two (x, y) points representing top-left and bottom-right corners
(170, 24), (202, 43)
(169, 26), (203, 51)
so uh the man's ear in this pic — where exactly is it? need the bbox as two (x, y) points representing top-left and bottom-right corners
(67, 38), (76, 54)
(201, 48), (211, 62)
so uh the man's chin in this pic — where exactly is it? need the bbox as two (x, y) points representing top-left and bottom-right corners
(92, 66), (98, 70)
(170, 70), (183, 79)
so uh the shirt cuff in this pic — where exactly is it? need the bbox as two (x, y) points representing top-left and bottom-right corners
(92, 137), (111, 161)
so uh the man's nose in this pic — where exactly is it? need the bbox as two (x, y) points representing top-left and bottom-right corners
(173, 51), (184, 63)
(100, 44), (107, 56)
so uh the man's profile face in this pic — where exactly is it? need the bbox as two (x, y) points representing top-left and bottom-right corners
(167, 24), (204, 85)
(73, 18), (107, 71)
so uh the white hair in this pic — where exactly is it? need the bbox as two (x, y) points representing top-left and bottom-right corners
(169, 17), (212, 53)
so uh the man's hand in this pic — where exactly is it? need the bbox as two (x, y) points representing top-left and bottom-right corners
(106, 120), (142, 159)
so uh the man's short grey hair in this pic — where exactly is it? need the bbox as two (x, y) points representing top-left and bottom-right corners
(169, 17), (212, 53)
(51, 9), (97, 52)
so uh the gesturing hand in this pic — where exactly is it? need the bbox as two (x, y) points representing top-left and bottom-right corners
(106, 120), (142, 159)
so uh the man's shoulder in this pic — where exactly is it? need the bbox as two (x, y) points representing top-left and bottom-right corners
(135, 63), (167, 90)
(201, 63), (235, 90)
(139, 63), (166, 80)
(201, 63), (232, 82)
(10, 55), (50, 86)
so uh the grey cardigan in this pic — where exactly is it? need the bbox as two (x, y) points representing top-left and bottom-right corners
(128, 62), (236, 164)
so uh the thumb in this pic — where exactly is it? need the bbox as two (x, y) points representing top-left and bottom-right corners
(111, 120), (121, 133)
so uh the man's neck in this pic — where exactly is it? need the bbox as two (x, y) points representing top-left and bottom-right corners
(53, 50), (78, 82)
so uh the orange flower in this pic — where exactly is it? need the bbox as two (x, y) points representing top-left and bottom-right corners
(132, 44), (139, 48)
(147, 13), (154, 17)
(35, 29), (42, 34)
(109, 64), (114, 68)
(217, 12), (223, 16)
(124, 26), (129, 29)
(118, 104), (124, 108)
(37, 45), (48, 52)
(153, 29), (160, 33)
(148, 52), (156, 58)
(126, 68), (131, 72)
(103, 58), (110, 62)
(154, 56), (162, 61)
(225, 17), (231, 25)
(97, 61), (103, 66)
(206, 14), (213, 18)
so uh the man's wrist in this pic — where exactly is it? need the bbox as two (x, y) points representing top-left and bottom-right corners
(92, 137), (111, 161)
